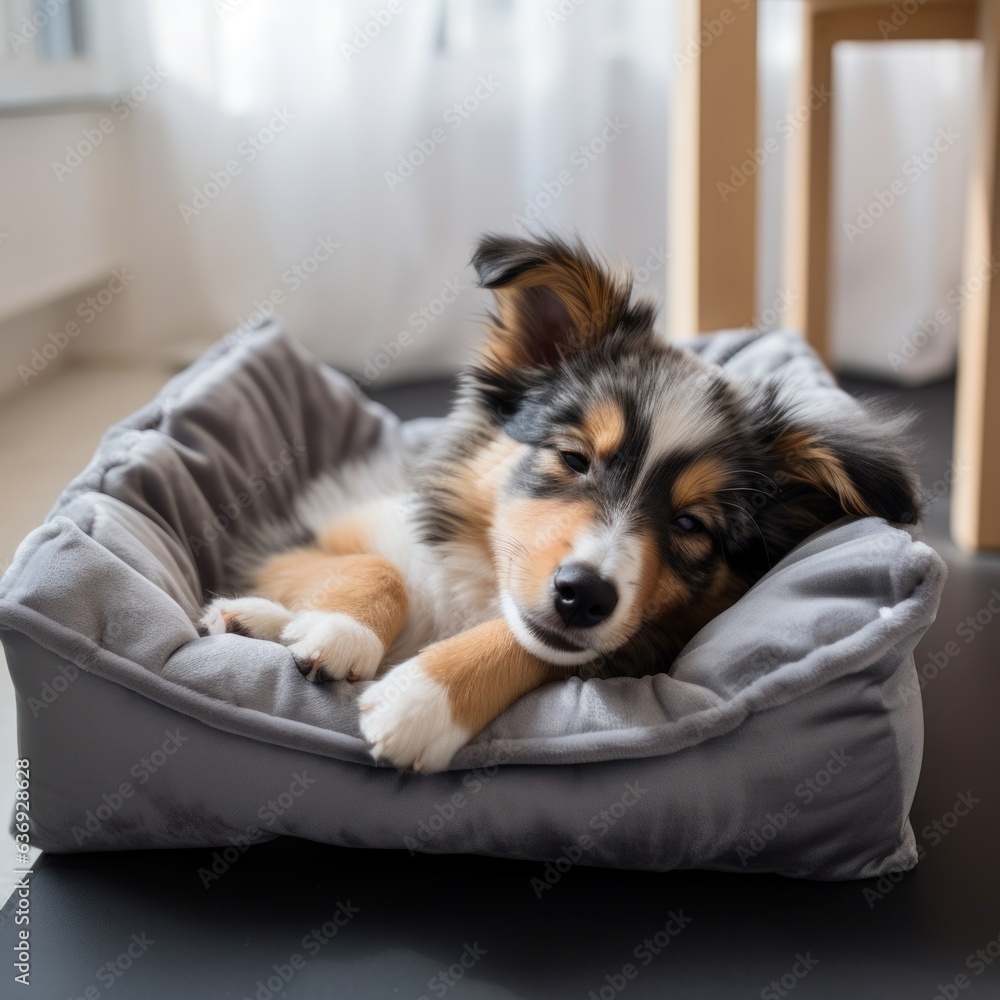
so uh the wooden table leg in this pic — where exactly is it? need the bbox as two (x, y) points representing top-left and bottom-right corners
(953, 0), (1000, 551)
(666, 0), (757, 338)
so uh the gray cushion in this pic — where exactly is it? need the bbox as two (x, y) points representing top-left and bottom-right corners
(0, 323), (946, 878)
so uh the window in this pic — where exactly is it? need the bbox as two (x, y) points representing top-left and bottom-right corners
(0, 0), (121, 110)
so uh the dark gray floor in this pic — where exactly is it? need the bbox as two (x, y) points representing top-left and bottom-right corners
(2, 374), (999, 1000)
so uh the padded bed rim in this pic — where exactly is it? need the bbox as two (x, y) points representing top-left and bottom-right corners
(0, 528), (945, 770)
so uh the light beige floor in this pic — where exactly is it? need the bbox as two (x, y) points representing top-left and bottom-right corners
(0, 362), (171, 900)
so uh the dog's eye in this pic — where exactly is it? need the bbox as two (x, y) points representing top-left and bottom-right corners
(672, 514), (705, 534)
(559, 450), (590, 474)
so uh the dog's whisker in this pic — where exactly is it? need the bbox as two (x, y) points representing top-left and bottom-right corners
(718, 487), (775, 499)
(729, 469), (779, 488)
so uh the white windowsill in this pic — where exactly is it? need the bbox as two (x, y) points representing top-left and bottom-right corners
(0, 57), (119, 114)
(0, 260), (120, 326)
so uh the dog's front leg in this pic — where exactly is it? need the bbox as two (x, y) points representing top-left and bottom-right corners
(358, 618), (556, 773)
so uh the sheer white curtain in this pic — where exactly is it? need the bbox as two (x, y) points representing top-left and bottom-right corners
(69, 1), (983, 387)
(112, 0), (671, 384)
(830, 41), (980, 386)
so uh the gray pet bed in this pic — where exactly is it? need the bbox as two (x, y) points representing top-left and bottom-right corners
(0, 322), (946, 879)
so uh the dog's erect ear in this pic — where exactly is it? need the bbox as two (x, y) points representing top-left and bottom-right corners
(471, 234), (651, 372)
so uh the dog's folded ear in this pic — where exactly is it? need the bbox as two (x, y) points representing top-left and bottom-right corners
(775, 426), (921, 524)
(761, 393), (923, 526)
(471, 234), (652, 373)
(726, 390), (923, 580)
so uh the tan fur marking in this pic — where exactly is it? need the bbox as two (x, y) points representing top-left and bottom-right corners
(581, 398), (626, 460)
(317, 516), (370, 556)
(482, 253), (631, 371)
(630, 532), (691, 625)
(537, 447), (576, 482)
(780, 431), (872, 515)
(492, 496), (597, 606)
(252, 549), (408, 650)
(482, 334), (524, 374)
(501, 260), (628, 341)
(671, 457), (729, 512)
(447, 436), (526, 550)
(422, 618), (556, 733)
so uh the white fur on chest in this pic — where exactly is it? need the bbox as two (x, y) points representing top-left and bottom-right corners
(356, 494), (500, 661)
(295, 461), (499, 663)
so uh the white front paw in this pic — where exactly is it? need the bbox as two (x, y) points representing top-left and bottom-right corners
(200, 597), (292, 640)
(281, 611), (383, 682)
(357, 657), (470, 773)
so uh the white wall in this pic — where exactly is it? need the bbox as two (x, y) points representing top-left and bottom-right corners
(0, 110), (132, 397)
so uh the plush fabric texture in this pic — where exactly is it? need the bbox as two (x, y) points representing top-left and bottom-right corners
(0, 323), (946, 877)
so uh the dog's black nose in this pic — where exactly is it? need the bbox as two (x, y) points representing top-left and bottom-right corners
(553, 563), (618, 627)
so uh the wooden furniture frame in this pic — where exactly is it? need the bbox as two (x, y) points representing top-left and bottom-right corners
(668, 0), (999, 551)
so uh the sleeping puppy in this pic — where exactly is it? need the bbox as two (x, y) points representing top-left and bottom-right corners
(201, 234), (920, 772)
